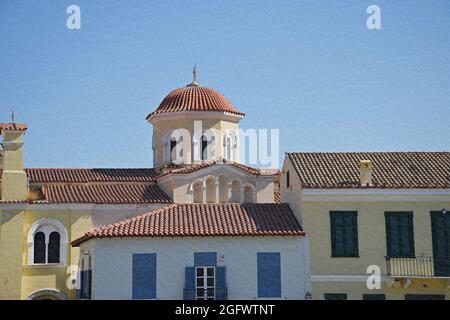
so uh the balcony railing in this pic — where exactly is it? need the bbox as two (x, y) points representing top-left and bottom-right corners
(183, 287), (228, 300)
(385, 256), (450, 277)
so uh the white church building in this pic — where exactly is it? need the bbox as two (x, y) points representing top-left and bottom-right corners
(71, 72), (310, 300)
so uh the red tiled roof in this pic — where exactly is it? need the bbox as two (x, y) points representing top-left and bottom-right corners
(5, 168), (160, 183)
(158, 161), (278, 178)
(0, 123), (27, 133)
(72, 203), (304, 245)
(43, 184), (172, 204)
(287, 152), (450, 189)
(147, 86), (245, 118)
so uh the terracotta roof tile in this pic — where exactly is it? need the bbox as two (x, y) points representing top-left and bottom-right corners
(72, 203), (304, 245)
(1, 168), (160, 183)
(43, 184), (172, 204)
(0, 123), (27, 133)
(147, 86), (244, 118)
(158, 161), (278, 178)
(287, 152), (450, 189)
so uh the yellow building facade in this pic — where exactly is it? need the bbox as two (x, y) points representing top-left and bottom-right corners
(282, 152), (450, 300)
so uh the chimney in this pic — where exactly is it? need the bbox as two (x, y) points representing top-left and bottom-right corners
(0, 123), (28, 201)
(359, 160), (373, 186)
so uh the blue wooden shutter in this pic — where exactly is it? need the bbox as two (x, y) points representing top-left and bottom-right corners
(257, 253), (281, 298)
(132, 253), (157, 299)
(215, 266), (227, 300)
(184, 266), (195, 300)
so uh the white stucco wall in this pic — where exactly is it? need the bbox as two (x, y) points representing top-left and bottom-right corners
(85, 236), (310, 300)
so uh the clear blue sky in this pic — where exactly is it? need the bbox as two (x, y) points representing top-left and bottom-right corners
(1, 1), (449, 168)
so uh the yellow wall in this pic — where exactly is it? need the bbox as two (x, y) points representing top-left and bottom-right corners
(0, 207), (93, 300)
(281, 157), (450, 300)
(0, 210), (24, 299)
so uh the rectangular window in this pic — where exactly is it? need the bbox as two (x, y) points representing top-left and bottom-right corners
(330, 211), (359, 257)
(196, 266), (215, 300)
(385, 212), (415, 258)
(363, 294), (386, 300)
(257, 252), (281, 298)
(286, 170), (290, 188)
(132, 253), (157, 299)
(324, 293), (347, 300)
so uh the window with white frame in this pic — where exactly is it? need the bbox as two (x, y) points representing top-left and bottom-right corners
(28, 218), (68, 265)
(196, 266), (215, 300)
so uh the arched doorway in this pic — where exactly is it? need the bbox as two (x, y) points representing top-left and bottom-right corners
(27, 289), (68, 300)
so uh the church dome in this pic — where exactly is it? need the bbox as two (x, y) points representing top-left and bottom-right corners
(148, 84), (245, 118)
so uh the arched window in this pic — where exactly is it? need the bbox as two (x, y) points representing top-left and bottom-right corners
(205, 177), (217, 203)
(201, 135), (208, 160)
(33, 232), (46, 264)
(169, 137), (177, 162)
(48, 232), (61, 263)
(231, 180), (241, 203)
(28, 218), (68, 265)
(166, 132), (184, 164)
(224, 132), (236, 162)
(218, 175), (229, 203)
(243, 185), (255, 203)
(193, 181), (203, 203)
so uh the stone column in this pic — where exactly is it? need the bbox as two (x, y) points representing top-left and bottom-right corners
(215, 181), (220, 203)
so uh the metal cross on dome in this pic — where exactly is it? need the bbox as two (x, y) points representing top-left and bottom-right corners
(188, 65), (200, 87)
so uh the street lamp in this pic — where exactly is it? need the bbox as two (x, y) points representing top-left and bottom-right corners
(304, 291), (313, 300)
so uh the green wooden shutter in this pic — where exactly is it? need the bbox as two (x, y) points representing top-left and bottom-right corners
(330, 211), (358, 257)
(385, 212), (414, 258)
(324, 293), (347, 300)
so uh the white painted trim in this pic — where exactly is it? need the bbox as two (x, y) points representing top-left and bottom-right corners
(302, 189), (450, 202)
(27, 218), (68, 265)
(148, 111), (244, 123)
(311, 275), (450, 282)
(23, 263), (67, 268)
(0, 203), (167, 211)
(303, 189), (450, 195)
(26, 289), (68, 300)
(311, 275), (383, 282)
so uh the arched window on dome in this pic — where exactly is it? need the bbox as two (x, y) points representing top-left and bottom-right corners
(224, 131), (237, 162)
(201, 135), (208, 160)
(28, 218), (68, 265)
(200, 135), (215, 161)
(165, 130), (185, 164)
